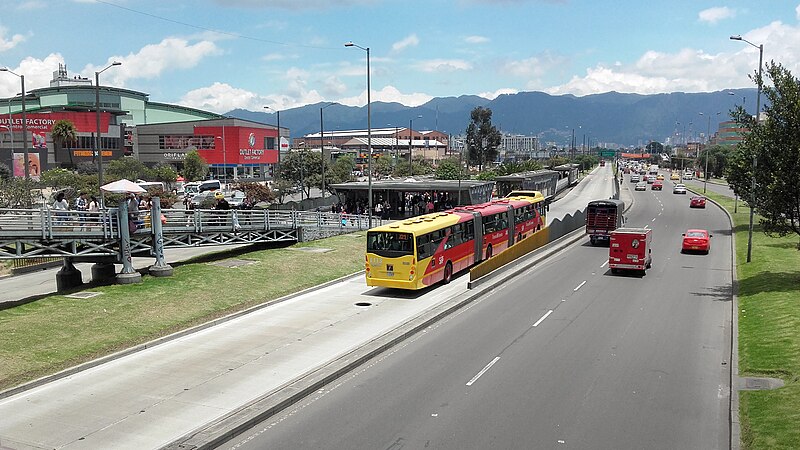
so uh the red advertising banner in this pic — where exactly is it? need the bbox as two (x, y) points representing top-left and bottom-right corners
(0, 111), (111, 134)
(193, 126), (278, 165)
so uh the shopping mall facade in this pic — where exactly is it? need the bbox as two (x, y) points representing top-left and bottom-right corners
(0, 64), (285, 180)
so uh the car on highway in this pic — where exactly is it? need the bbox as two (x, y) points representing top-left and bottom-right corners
(651, 180), (663, 190)
(670, 173), (680, 180)
(656, 174), (665, 180)
(690, 196), (706, 208)
(630, 174), (641, 183)
(683, 172), (693, 180)
(635, 181), (648, 191)
(682, 229), (712, 254)
(646, 174), (657, 184)
(673, 183), (687, 194)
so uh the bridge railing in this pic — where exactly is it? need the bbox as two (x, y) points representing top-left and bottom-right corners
(0, 208), (121, 240)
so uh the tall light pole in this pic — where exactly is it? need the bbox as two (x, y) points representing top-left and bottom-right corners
(320, 102), (335, 198)
(730, 34), (763, 263)
(216, 130), (226, 187)
(408, 115), (422, 176)
(345, 41), (373, 227)
(1, 68), (29, 180)
(94, 61), (121, 204)
(699, 111), (721, 193)
(264, 106), (280, 181)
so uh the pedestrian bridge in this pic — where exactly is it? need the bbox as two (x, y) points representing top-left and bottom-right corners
(0, 204), (377, 289)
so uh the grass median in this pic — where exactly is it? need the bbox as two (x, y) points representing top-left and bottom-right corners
(700, 190), (800, 450)
(0, 232), (367, 393)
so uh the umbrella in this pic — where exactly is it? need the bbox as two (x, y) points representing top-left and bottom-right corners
(100, 179), (147, 194)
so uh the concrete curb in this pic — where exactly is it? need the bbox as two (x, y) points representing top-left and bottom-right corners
(686, 185), (740, 450)
(162, 229), (589, 450)
(0, 270), (366, 401)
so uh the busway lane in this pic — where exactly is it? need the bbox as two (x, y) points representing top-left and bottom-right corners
(231, 171), (733, 450)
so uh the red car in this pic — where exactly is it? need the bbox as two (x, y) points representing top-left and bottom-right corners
(651, 180), (663, 190)
(690, 196), (706, 208)
(682, 229), (712, 254)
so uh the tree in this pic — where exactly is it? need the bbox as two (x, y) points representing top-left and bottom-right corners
(279, 149), (321, 198)
(183, 150), (208, 182)
(645, 141), (664, 154)
(51, 120), (78, 168)
(328, 155), (356, 186)
(465, 107), (501, 170)
(149, 162), (178, 189)
(727, 62), (800, 246)
(75, 161), (98, 175)
(0, 178), (40, 208)
(435, 157), (461, 180)
(230, 181), (276, 205)
(106, 157), (148, 181)
(374, 154), (393, 179)
(697, 144), (731, 179)
(0, 162), (11, 181)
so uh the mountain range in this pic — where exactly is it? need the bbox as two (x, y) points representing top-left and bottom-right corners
(227, 88), (759, 147)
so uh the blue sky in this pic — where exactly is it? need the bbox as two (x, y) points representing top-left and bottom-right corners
(1, 0), (799, 114)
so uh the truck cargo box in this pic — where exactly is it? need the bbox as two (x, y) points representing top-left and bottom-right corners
(609, 227), (652, 275)
(586, 199), (625, 245)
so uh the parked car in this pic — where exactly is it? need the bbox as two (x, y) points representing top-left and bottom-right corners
(690, 196), (707, 208)
(635, 181), (648, 191)
(189, 191), (219, 209)
(682, 229), (712, 254)
(198, 179), (222, 193)
(673, 183), (687, 194)
(651, 180), (663, 190)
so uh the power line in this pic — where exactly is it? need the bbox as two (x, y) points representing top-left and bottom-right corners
(94, 0), (338, 50)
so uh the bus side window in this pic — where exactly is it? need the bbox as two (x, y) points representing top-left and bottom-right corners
(464, 220), (474, 240)
(417, 234), (431, 259)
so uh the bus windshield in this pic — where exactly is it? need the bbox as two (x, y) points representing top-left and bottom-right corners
(367, 231), (414, 257)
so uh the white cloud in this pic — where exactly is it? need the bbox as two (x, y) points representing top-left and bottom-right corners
(503, 52), (567, 78)
(211, 0), (377, 10)
(698, 6), (735, 24)
(797, 4), (800, 20)
(415, 59), (473, 73)
(17, 1), (46, 10)
(465, 35), (490, 44)
(179, 82), (261, 113)
(0, 26), (26, 51)
(0, 54), (64, 97)
(337, 85), (433, 107)
(83, 37), (220, 87)
(545, 19), (800, 96)
(478, 88), (519, 100)
(322, 75), (348, 97)
(392, 34), (420, 53)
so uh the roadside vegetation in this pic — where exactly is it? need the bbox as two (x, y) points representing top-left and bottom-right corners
(700, 190), (800, 449)
(0, 233), (366, 393)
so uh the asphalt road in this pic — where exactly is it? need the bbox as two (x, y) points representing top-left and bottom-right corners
(229, 172), (733, 450)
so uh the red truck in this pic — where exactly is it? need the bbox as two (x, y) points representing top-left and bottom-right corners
(609, 227), (652, 275)
(586, 199), (625, 245)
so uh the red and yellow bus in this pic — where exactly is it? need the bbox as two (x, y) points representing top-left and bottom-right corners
(365, 192), (546, 290)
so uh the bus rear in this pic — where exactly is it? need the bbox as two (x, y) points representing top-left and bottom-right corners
(365, 230), (420, 289)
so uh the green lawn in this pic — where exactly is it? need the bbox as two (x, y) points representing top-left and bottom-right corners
(701, 191), (800, 449)
(0, 233), (366, 392)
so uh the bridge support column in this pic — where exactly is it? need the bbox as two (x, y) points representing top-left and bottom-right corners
(91, 262), (117, 284)
(148, 197), (173, 277)
(56, 258), (83, 291)
(116, 200), (142, 285)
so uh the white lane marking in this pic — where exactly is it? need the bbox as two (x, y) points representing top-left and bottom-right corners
(533, 309), (554, 327)
(600, 260), (608, 268)
(574, 280), (587, 291)
(644, 225), (650, 229)
(466, 356), (501, 386)
(652, 217), (657, 222)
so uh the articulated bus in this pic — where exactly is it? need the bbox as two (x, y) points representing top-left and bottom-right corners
(365, 192), (546, 290)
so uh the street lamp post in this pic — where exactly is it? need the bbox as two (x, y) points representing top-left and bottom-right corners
(730, 34), (763, 263)
(0, 68), (29, 180)
(345, 41), (373, 227)
(408, 115), (422, 176)
(320, 102), (335, 199)
(94, 61), (121, 204)
(264, 106), (280, 181)
(699, 111), (721, 193)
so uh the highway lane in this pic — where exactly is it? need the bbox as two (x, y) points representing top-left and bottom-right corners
(0, 168), (617, 449)
(231, 169), (733, 449)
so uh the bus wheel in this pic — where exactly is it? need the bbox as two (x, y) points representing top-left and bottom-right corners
(486, 245), (493, 259)
(443, 262), (453, 284)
